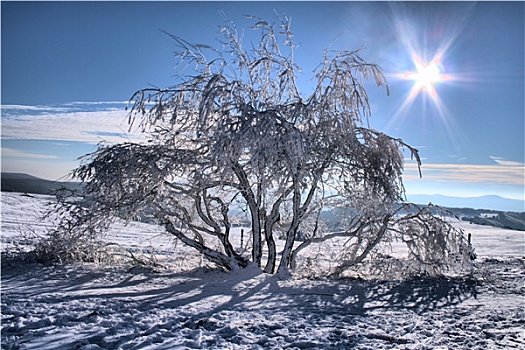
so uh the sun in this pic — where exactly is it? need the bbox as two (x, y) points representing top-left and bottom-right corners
(406, 57), (443, 98)
(387, 52), (456, 133)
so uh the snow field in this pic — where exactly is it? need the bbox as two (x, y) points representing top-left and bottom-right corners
(1, 192), (524, 349)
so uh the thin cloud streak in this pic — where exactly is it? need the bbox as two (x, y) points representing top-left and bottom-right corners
(2, 102), (129, 110)
(1, 105), (71, 112)
(1, 109), (144, 144)
(63, 101), (129, 106)
(1, 147), (59, 160)
(403, 162), (524, 185)
(490, 156), (525, 167)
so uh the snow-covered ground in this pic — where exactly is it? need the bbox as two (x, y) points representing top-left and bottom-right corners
(1, 192), (524, 349)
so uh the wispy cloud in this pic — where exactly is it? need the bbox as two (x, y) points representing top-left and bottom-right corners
(490, 156), (525, 167)
(403, 160), (524, 185)
(2, 101), (129, 110)
(1, 109), (144, 144)
(62, 101), (129, 106)
(1, 147), (59, 159)
(1, 104), (71, 113)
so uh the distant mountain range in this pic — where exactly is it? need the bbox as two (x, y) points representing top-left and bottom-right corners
(406, 194), (524, 213)
(1, 172), (523, 213)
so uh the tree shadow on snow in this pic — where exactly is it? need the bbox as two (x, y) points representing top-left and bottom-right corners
(1, 261), (479, 315)
(1, 261), (482, 349)
(121, 268), (481, 327)
(333, 276), (480, 314)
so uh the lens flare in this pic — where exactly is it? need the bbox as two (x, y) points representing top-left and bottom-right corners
(398, 53), (454, 108)
(384, 2), (476, 138)
(406, 57), (443, 98)
(388, 53), (454, 127)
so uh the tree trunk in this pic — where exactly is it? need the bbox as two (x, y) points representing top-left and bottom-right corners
(277, 182), (302, 275)
(277, 174), (320, 275)
(164, 220), (240, 270)
(222, 222), (249, 269)
(232, 162), (263, 267)
(263, 214), (278, 274)
(264, 186), (293, 273)
(251, 209), (262, 266)
(277, 225), (298, 276)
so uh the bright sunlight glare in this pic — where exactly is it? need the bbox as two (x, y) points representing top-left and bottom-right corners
(391, 53), (453, 118)
(407, 58), (442, 97)
(387, 52), (458, 144)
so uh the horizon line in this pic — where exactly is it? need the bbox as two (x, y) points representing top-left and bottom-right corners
(1, 171), (523, 203)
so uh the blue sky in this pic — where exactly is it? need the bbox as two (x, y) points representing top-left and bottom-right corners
(1, 1), (524, 201)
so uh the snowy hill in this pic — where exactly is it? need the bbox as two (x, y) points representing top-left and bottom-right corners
(406, 194), (524, 212)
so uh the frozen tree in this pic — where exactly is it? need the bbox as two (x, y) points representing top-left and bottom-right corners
(53, 14), (474, 276)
